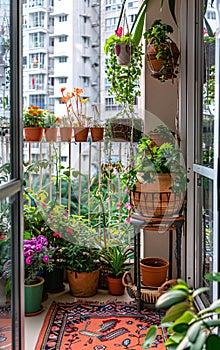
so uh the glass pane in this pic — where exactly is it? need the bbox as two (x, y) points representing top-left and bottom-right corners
(0, 2), (11, 183)
(202, 2), (217, 168)
(0, 197), (12, 348)
(201, 176), (213, 303)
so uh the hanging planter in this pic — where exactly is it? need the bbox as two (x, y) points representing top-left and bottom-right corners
(115, 42), (131, 65)
(144, 20), (180, 82)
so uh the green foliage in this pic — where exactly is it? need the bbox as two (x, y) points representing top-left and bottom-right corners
(105, 41), (143, 106)
(143, 279), (220, 350)
(100, 246), (133, 278)
(121, 136), (187, 194)
(144, 19), (178, 82)
(62, 245), (99, 273)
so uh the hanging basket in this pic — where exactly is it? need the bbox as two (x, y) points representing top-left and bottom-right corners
(146, 40), (180, 81)
(130, 174), (184, 218)
(115, 43), (131, 66)
(122, 271), (177, 304)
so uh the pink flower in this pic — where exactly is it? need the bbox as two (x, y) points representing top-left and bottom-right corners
(106, 197), (110, 203)
(43, 255), (49, 263)
(25, 256), (33, 265)
(124, 187), (129, 194)
(125, 202), (132, 210)
(115, 26), (123, 37)
(66, 228), (73, 234)
(117, 203), (122, 209)
(124, 217), (130, 224)
(53, 232), (62, 239)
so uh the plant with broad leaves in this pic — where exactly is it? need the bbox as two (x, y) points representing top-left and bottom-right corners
(143, 279), (220, 349)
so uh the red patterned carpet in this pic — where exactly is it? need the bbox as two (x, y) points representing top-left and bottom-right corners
(0, 305), (11, 349)
(35, 301), (166, 349)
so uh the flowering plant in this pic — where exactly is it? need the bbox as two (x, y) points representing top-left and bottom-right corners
(60, 87), (90, 127)
(23, 106), (50, 128)
(24, 235), (55, 284)
(43, 113), (61, 128)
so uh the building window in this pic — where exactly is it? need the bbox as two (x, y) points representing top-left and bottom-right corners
(58, 35), (68, 42)
(29, 95), (46, 108)
(29, 74), (45, 89)
(105, 17), (117, 31)
(207, 10), (216, 20)
(58, 56), (67, 63)
(29, 32), (45, 48)
(29, 53), (45, 68)
(83, 36), (90, 48)
(82, 76), (90, 86)
(58, 77), (67, 83)
(59, 15), (67, 22)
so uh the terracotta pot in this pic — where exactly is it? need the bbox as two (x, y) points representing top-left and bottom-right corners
(44, 127), (58, 142)
(24, 127), (43, 142)
(130, 173), (184, 218)
(115, 43), (131, 65)
(73, 126), (89, 142)
(146, 41), (179, 80)
(107, 275), (125, 296)
(67, 269), (100, 297)
(90, 127), (104, 142)
(140, 257), (169, 287)
(60, 127), (72, 142)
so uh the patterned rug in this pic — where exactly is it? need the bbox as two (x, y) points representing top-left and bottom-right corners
(35, 301), (166, 349)
(0, 305), (11, 349)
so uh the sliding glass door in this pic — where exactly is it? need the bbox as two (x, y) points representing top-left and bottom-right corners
(193, 0), (219, 303)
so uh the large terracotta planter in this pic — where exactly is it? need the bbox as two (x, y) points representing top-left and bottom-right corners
(60, 127), (72, 142)
(73, 126), (89, 142)
(140, 257), (169, 287)
(67, 269), (100, 297)
(130, 174), (184, 218)
(24, 127), (44, 142)
(24, 276), (44, 316)
(44, 127), (58, 142)
(107, 275), (125, 296)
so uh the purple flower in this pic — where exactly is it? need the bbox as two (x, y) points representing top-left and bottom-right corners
(124, 217), (130, 224)
(35, 244), (43, 252)
(43, 255), (49, 263)
(24, 249), (34, 257)
(25, 256), (33, 265)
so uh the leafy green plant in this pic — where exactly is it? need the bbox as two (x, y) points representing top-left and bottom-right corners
(62, 245), (100, 273)
(143, 279), (220, 350)
(121, 136), (187, 194)
(144, 19), (179, 82)
(43, 113), (60, 128)
(23, 105), (51, 127)
(100, 246), (133, 278)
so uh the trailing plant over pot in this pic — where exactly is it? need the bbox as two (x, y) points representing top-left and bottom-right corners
(121, 137), (187, 217)
(144, 19), (179, 82)
(143, 279), (220, 350)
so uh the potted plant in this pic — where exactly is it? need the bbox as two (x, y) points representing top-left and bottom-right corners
(89, 104), (104, 142)
(60, 87), (90, 142)
(144, 19), (180, 82)
(148, 124), (175, 147)
(99, 245), (133, 296)
(23, 105), (49, 142)
(143, 278), (220, 349)
(62, 244), (100, 297)
(23, 234), (55, 315)
(43, 113), (60, 142)
(121, 136), (187, 218)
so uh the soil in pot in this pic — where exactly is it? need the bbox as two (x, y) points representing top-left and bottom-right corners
(140, 257), (169, 287)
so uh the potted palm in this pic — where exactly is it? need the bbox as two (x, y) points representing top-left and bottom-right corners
(121, 136), (187, 218)
(144, 19), (179, 82)
(23, 105), (49, 142)
(62, 244), (100, 297)
(100, 245), (133, 296)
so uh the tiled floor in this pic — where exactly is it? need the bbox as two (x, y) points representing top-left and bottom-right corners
(24, 283), (134, 349)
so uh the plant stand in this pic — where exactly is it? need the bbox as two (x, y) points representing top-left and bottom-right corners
(130, 214), (184, 311)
